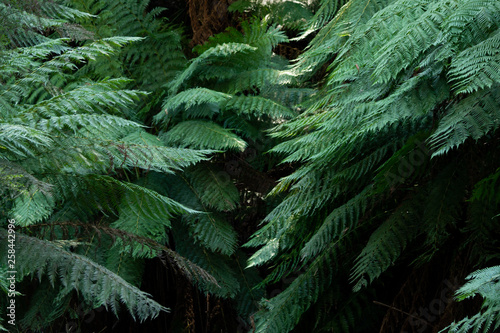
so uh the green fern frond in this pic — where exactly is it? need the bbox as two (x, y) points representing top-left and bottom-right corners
(23, 78), (144, 118)
(10, 188), (55, 226)
(301, 186), (373, 260)
(0, 2), (64, 47)
(110, 179), (197, 244)
(160, 88), (231, 119)
(443, 266), (500, 333)
(223, 68), (282, 94)
(185, 164), (240, 212)
(194, 18), (287, 55)
(0, 230), (168, 321)
(295, 0), (348, 39)
(119, 130), (213, 173)
(292, 0), (391, 80)
(70, 0), (186, 93)
(169, 43), (258, 94)
(172, 223), (240, 298)
(0, 124), (52, 158)
(37, 114), (143, 138)
(223, 95), (297, 119)
(183, 213), (238, 256)
(253, 238), (350, 333)
(429, 85), (500, 157)
(40, 1), (95, 21)
(449, 30), (500, 94)
(161, 120), (247, 151)
(105, 244), (145, 286)
(351, 195), (424, 291)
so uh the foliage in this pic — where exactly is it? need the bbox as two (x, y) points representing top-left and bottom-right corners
(0, 0), (216, 330)
(1, 0), (500, 332)
(443, 265), (500, 333)
(245, 0), (500, 332)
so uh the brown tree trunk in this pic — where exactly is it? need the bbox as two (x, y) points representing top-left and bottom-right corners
(187, 0), (235, 47)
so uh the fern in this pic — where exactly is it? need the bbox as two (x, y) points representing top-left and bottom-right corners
(247, 1), (500, 331)
(223, 95), (297, 119)
(172, 223), (240, 298)
(253, 237), (354, 333)
(73, 0), (187, 93)
(183, 213), (238, 256)
(443, 266), (500, 333)
(110, 178), (197, 244)
(300, 186), (373, 260)
(0, 230), (168, 321)
(161, 120), (247, 151)
(159, 87), (231, 119)
(169, 43), (258, 94)
(449, 30), (500, 94)
(185, 164), (240, 212)
(429, 85), (500, 156)
(350, 195), (423, 291)
(0, 1), (225, 329)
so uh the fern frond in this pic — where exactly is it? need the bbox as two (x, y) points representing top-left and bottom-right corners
(449, 29), (500, 94)
(0, 230), (168, 321)
(351, 195), (424, 291)
(110, 178), (197, 244)
(185, 164), (240, 212)
(40, 1), (95, 21)
(223, 68), (282, 94)
(183, 213), (238, 256)
(223, 95), (297, 119)
(301, 187), (373, 260)
(9, 187), (55, 226)
(159, 88), (231, 119)
(118, 130), (213, 173)
(161, 120), (247, 151)
(172, 224), (240, 298)
(23, 78), (144, 118)
(254, 238), (351, 333)
(169, 43), (258, 94)
(37, 114), (143, 138)
(105, 244), (145, 286)
(0, 124), (52, 158)
(443, 266), (500, 333)
(429, 85), (500, 157)
(0, 2), (63, 47)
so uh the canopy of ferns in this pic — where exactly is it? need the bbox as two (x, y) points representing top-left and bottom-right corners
(0, 0), (499, 332)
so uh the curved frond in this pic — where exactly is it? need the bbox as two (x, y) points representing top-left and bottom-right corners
(0, 230), (168, 321)
(162, 120), (247, 151)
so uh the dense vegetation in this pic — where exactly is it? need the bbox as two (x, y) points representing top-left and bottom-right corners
(0, 0), (499, 332)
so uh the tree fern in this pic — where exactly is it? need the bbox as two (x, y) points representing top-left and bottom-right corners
(3, 0), (500, 331)
(161, 120), (247, 151)
(0, 1), (222, 329)
(0, 230), (168, 321)
(185, 164), (240, 212)
(253, 237), (355, 333)
(443, 266), (500, 333)
(247, 0), (500, 331)
(350, 195), (424, 291)
(449, 30), (500, 94)
(429, 86), (500, 156)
